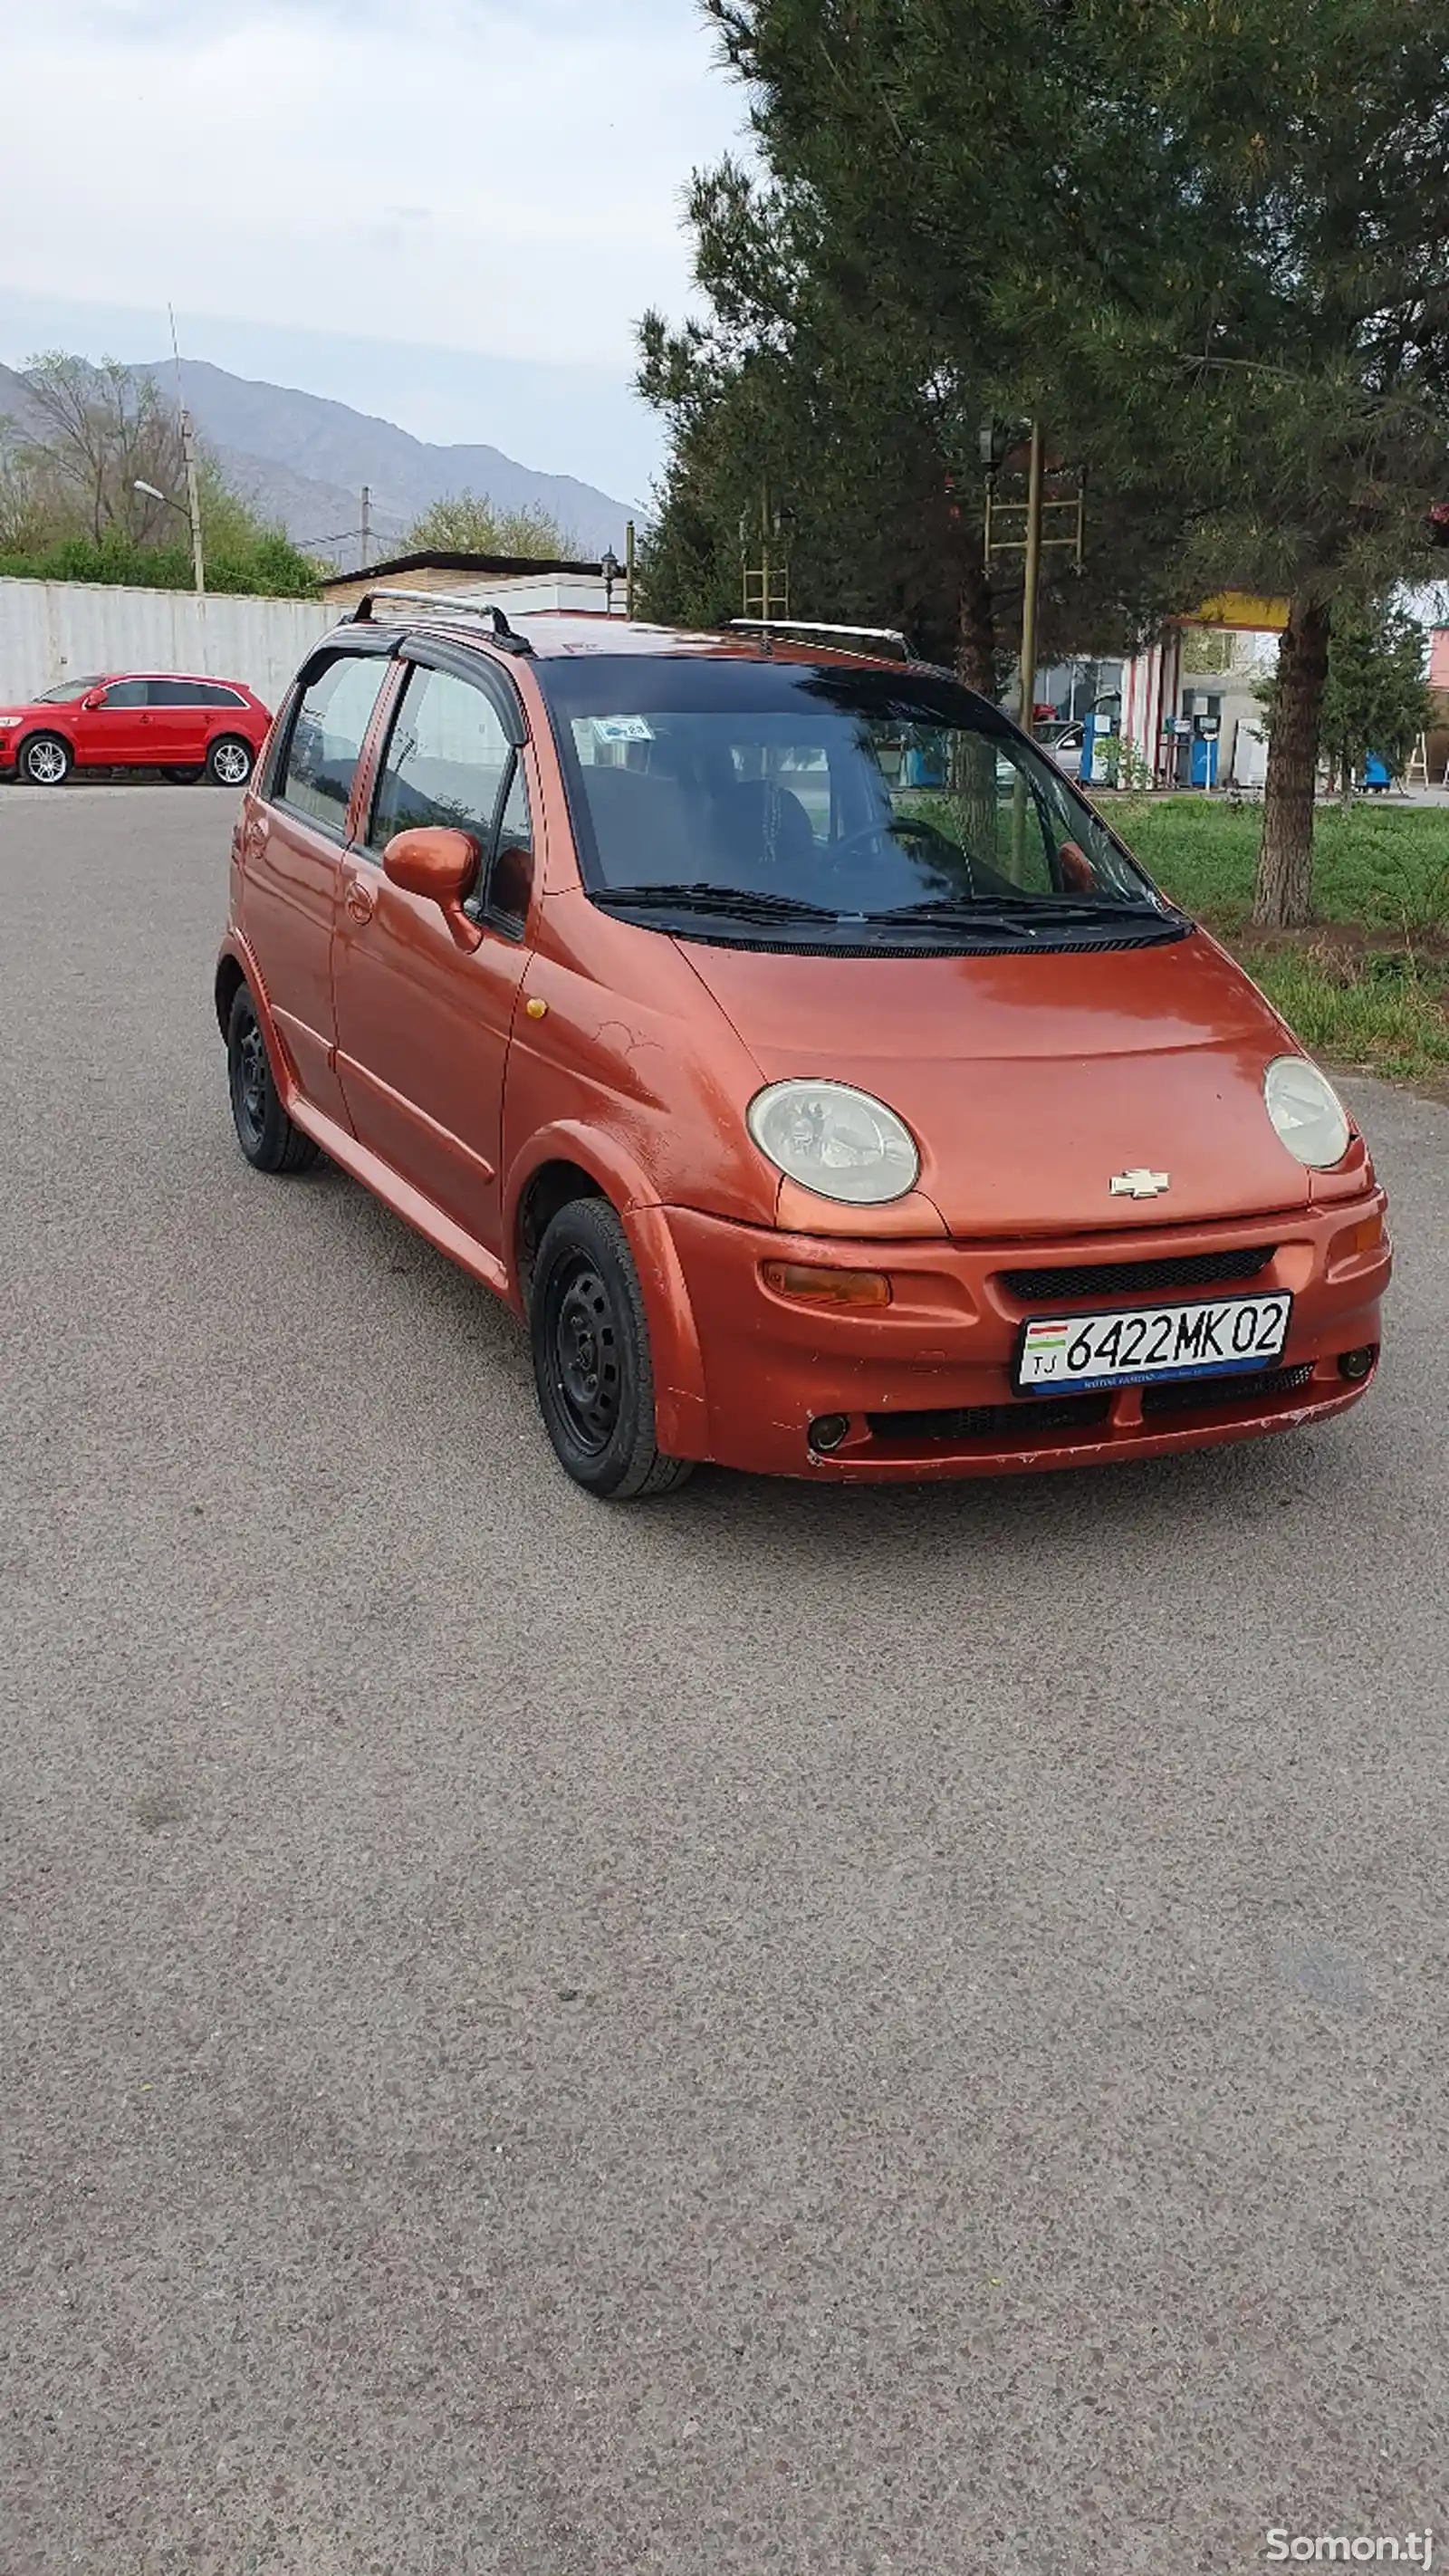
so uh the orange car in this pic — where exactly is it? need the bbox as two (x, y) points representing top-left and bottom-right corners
(216, 596), (1388, 1497)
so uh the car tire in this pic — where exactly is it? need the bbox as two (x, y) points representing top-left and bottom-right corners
(530, 1197), (696, 1500)
(19, 732), (72, 786)
(208, 735), (254, 787)
(164, 764), (205, 784)
(226, 984), (319, 1174)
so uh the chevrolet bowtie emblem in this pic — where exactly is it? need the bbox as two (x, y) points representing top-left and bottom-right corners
(1110, 1168), (1171, 1199)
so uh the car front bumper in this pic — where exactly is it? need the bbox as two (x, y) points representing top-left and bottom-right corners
(656, 1195), (1390, 1480)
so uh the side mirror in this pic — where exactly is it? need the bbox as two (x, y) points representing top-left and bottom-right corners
(1058, 838), (1095, 892)
(382, 826), (483, 952)
(81, 689), (105, 712)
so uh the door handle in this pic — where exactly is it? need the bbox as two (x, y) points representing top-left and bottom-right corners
(243, 817), (268, 858)
(345, 879), (376, 924)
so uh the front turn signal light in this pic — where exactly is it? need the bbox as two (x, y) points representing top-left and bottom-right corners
(1333, 1211), (1386, 1263)
(761, 1262), (892, 1308)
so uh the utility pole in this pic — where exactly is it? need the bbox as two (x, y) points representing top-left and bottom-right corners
(179, 408), (206, 597)
(1018, 421), (1044, 736)
(168, 303), (205, 597)
(360, 485), (371, 570)
(625, 519), (636, 620)
(982, 416), (1084, 732)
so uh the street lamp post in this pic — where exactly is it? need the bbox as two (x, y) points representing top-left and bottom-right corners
(134, 441), (205, 598)
(600, 546), (620, 614)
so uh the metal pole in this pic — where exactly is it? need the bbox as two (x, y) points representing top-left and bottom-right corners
(625, 519), (636, 620)
(1018, 420), (1044, 735)
(179, 408), (205, 597)
(360, 485), (371, 569)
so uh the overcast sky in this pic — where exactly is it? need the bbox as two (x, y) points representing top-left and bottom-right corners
(0, 0), (750, 504)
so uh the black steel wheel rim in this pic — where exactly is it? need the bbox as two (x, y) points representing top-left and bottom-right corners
(545, 1254), (623, 1455)
(232, 1008), (267, 1147)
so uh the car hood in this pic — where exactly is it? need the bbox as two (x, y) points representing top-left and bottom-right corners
(678, 928), (1315, 1234)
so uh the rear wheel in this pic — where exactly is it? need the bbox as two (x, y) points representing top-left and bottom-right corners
(226, 984), (318, 1173)
(164, 764), (204, 784)
(19, 732), (72, 786)
(208, 735), (254, 787)
(530, 1198), (694, 1500)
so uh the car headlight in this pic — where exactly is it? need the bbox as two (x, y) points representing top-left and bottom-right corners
(1263, 1053), (1350, 1168)
(747, 1079), (920, 1204)
(0, 716), (19, 728)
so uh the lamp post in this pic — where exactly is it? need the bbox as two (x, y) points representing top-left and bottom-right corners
(600, 546), (620, 614)
(134, 458), (205, 598)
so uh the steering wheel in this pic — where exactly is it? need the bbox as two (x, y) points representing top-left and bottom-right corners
(826, 812), (973, 878)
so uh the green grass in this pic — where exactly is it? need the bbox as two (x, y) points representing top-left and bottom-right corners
(1115, 793), (1449, 935)
(1108, 796), (1449, 1082)
(1236, 946), (1449, 1083)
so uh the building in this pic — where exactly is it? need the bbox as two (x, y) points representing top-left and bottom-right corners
(318, 550), (619, 618)
(1118, 594), (1288, 788)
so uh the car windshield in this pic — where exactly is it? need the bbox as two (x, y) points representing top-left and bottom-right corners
(538, 656), (1182, 953)
(34, 675), (109, 703)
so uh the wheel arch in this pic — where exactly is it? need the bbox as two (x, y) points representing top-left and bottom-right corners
(16, 728), (72, 780)
(213, 937), (296, 1105)
(215, 949), (247, 1039)
(507, 1124), (710, 1458)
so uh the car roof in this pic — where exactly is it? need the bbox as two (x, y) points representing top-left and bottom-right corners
(328, 601), (940, 679)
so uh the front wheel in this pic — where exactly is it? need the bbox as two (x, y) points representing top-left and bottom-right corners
(208, 735), (254, 787)
(226, 984), (318, 1173)
(19, 732), (72, 786)
(530, 1199), (695, 1500)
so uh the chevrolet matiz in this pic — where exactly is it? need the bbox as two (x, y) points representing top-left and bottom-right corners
(216, 596), (1389, 1498)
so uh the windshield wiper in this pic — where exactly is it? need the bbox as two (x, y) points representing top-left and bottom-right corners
(593, 880), (843, 921)
(868, 892), (1175, 929)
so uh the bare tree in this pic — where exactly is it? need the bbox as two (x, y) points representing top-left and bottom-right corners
(15, 353), (186, 547)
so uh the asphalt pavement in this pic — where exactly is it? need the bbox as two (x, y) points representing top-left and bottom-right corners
(4, 783), (1449, 2576)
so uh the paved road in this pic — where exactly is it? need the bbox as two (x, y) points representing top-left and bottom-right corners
(5, 785), (1448, 2576)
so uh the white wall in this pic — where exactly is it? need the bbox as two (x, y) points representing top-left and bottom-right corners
(0, 577), (334, 714)
(455, 572), (626, 617)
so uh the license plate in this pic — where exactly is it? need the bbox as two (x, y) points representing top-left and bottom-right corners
(1016, 1292), (1292, 1394)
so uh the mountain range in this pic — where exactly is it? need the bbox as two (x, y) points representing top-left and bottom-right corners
(0, 358), (633, 568)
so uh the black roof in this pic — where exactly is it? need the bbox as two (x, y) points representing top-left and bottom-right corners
(321, 548), (603, 591)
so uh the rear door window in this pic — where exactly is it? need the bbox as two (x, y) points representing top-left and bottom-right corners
(149, 678), (248, 708)
(275, 654), (392, 838)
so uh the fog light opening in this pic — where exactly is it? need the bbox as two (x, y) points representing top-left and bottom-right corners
(809, 1413), (851, 1454)
(1338, 1345), (1377, 1383)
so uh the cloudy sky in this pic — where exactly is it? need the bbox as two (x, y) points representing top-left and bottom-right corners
(0, 0), (751, 505)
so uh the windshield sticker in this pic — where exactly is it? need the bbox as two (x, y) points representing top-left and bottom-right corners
(590, 716), (655, 743)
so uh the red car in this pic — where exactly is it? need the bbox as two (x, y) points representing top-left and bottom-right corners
(0, 671), (271, 787)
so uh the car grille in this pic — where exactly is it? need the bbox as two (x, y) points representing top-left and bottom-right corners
(999, 1246), (1276, 1303)
(1140, 1361), (1315, 1417)
(867, 1394), (1112, 1445)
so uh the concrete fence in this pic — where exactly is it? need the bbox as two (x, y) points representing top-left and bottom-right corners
(0, 577), (335, 715)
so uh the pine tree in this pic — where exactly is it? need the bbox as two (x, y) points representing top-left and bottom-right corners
(697, 0), (1449, 924)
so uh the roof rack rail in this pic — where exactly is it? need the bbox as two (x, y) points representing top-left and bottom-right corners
(726, 616), (915, 660)
(346, 588), (535, 654)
